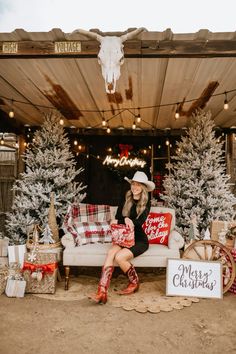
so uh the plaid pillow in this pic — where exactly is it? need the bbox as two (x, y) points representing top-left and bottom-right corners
(71, 203), (111, 222)
(74, 222), (112, 246)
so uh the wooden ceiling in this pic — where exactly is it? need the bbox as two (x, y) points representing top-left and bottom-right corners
(0, 28), (236, 135)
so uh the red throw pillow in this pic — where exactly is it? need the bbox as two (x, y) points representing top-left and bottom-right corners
(142, 212), (172, 245)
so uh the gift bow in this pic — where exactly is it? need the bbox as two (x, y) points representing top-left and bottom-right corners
(119, 144), (133, 158)
(22, 262), (57, 277)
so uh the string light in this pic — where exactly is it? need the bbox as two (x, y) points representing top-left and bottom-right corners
(74, 139), (78, 146)
(102, 111), (107, 126)
(106, 126), (111, 134)
(175, 104), (180, 119)
(1, 87), (235, 130)
(224, 92), (229, 110)
(9, 99), (14, 118)
(136, 108), (141, 123)
(0, 137), (4, 145)
(132, 121), (136, 130)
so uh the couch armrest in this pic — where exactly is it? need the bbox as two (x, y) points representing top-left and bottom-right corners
(168, 230), (185, 250)
(61, 233), (76, 249)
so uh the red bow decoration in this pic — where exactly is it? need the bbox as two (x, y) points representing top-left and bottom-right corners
(22, 262), (57, 277)
(119, 144), (133, 158)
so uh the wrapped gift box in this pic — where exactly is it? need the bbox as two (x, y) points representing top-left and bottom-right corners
(0, 267), (8, 295)
(0, 237), (9, 257)
(22, 253), (57, 294)
(8, 244), (26, 268)
(5, 278), (26, 298)
(0, 257), (8, 267)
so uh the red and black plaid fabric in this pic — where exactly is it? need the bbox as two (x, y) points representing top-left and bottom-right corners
(69, 203), (111, 222)
(74, 222), (112, 245)
(63, 203), (112, 245)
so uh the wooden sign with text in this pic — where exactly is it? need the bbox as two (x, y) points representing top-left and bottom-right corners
(166, 258), (223, 299)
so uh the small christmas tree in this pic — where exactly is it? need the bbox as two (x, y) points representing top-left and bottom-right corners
(39, 224), (55, 244)
(6, 112), (86, 243)
(162, 110), (236, 240)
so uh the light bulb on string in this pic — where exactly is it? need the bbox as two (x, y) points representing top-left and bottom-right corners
(136, 107), (141, 123)
(74, 139), (78, 146)
(0, 137), (4, 145)
(132, 121), (136, 130)
(59, 118), (64, 125)
(224, 92), (229, 110)
(102, 111), (107, 126)
(106, 126), (111, 134)
(9, 99), (14, 118)
(175, 104), (180, 119)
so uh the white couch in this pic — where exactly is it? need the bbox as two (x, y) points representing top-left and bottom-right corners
(61, 206), (185, 290)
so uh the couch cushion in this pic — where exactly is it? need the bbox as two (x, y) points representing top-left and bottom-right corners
(63, 243), (180, 267)
(143, 212), (172, 246)
(150, 207), (175, 231)
(74, 221), (112, 245)
(74, 203), (112, 222)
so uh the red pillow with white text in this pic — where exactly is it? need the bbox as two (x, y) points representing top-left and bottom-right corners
(142, 212), (172, 245)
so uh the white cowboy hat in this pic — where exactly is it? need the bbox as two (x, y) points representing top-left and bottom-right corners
(124, 171), (155, 192)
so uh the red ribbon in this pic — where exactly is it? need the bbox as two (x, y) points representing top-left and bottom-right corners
(22, 262), (57, 277)
(119, 144), (133, 158)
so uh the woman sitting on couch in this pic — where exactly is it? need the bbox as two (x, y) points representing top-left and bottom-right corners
(90, 171), (155, 304)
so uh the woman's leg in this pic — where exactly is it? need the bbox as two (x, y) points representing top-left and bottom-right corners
(114, 248), (139, 295)
(89, 245), (121, 304)
(114, 248), (134, 273)
(104, 244), (122, 267)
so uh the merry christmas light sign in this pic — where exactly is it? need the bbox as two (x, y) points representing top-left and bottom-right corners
(103, 155), (146, 168)
(166, 259), (223, 299)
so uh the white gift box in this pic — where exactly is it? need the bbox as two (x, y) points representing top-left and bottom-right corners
(0, 237), (9, 257)
(5, 278), (26, 298)
(8, 244), (26, 268)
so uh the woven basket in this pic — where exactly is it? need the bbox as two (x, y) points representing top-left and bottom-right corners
(0, 267), (8, 295)
(26, 239), (61, 251)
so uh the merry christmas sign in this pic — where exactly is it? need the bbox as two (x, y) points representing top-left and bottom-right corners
(166, 259), (223, 299)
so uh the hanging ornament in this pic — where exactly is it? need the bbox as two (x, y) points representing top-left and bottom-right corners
(48, 192), (59, 242)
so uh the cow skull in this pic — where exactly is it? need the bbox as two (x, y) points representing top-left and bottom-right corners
(71, 28), (146, 93)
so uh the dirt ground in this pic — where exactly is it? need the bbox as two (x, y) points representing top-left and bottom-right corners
(0, 269), (236, 354)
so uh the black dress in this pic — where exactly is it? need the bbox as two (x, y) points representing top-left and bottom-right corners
(115, 199), (150, 257)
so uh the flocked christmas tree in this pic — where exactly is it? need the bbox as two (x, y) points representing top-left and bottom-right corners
(162, 110), (236, 240)
(6, 112), (86, 244)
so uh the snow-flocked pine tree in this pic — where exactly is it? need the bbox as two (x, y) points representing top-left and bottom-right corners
(6, 112), (86, 243)
(162, 110), (236, 240)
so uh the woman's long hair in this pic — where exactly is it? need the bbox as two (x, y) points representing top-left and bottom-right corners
(122, 184), (148, 218)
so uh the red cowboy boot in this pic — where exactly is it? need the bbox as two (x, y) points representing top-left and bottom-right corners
(117, 265), (139, 295)
(89, 266), (114, 304)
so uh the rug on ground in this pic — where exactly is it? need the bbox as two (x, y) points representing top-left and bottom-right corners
(33, 273), (200, 313)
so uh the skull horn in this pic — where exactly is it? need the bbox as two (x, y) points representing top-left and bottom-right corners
(120, 27), (146, 43)
(71, 29), (103, 42)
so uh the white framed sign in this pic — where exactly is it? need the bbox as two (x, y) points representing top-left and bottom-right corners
(166, 258), (223, 299)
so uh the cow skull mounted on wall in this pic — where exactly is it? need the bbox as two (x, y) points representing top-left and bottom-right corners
(71, 28), (146, 94)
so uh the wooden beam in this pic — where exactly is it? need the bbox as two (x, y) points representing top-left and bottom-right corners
(1, 40), (236, 58)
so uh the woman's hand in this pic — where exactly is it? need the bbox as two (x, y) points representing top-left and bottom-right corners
(124, 217), (134, 230)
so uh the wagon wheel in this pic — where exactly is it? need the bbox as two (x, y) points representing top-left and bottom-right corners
(182, 240), (236, 294)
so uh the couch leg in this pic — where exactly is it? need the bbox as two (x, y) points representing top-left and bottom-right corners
(65, 266), (70, 290)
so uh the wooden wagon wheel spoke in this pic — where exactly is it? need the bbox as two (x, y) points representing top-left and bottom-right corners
(192, 246), (204, 260)
(182, 239), (235, 294)
(204, 243), (208, 260)
(210, 245), (219, 260)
